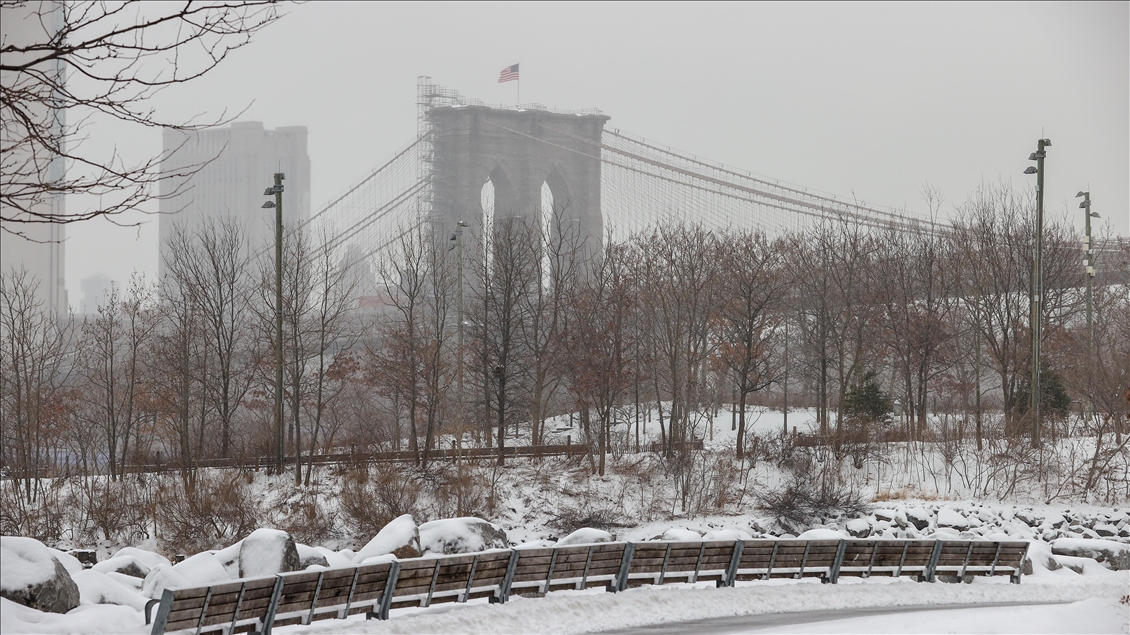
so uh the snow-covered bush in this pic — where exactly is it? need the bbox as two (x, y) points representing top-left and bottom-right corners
(339, 464), (420, 539)
(154, 472), (260, 554)
(422, 464), (490, 521)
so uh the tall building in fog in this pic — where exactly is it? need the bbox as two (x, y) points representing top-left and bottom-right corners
(0, 1), (67, 314)
(158, 121), (311, 280)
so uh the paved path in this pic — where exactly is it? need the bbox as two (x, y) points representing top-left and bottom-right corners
(600, 601), (1062, 634)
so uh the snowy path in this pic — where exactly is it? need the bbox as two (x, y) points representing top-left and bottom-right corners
(279, 572), (1128, 635)
(600, 602), (1066, 634)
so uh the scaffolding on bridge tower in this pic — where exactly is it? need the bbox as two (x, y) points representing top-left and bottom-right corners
(307, 79), (958, 279)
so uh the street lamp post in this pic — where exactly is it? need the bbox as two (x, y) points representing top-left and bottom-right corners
(262, 173), (285, 471)
(449, 220), (468, 452)
(1076, 190), (1100, 423)
(1024, 138), (1050, 448)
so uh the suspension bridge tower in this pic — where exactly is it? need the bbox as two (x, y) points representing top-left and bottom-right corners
(424, 86), (610, 251)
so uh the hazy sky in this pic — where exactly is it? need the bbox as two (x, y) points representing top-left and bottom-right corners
(64, 1), (1129, 308)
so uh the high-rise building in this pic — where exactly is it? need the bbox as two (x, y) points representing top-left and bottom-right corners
(0, 0), (67, 314)
(158, 121), (311, 280)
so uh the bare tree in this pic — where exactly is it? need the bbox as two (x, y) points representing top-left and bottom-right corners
(716, 230), (785, 459)
(78, 272), (158, 479)
(163, 217), (253, 458)
(0, 268), (76, 500)
(1, 0), (282, 233)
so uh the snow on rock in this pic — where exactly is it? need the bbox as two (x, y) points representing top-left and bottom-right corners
(873, 509), (897, 522)
(796, 528), (848, 540)
(354, 514), (421, 562)
(516, 539), (557, 549)
(108, 547), (169, 572)
(702, 529), (754, 542)
(0, 536), (81, 614)
(70, 570), (147, 611)
(555, 528), (613, 546)
(653, 527), (702, 542)
(1094, 523), (1118, 537)
(1023, 541), (1062, 575)
(238, 528), (300, 578)
(141, 565), (190, 599)
(937, 508), (970, 530)
(47, 548), (83, 576)
(177, 552), (231, 585)
(357, 554), (397, 567)
(296, 544), (330, 569)
(91, 555), (150, 579)
(313, 547), (353, 569)
(1051, 538), (1130, 570)
(905, 507), (932, 531)
(212, 541), (243, 579)
(846, 518), (871, 538)
(419, 517), (509, 555)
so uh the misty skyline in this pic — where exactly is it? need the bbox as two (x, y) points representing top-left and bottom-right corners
(63, 2), (1128, 308)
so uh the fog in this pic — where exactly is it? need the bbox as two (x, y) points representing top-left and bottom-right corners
(62, 2), (1128, 309)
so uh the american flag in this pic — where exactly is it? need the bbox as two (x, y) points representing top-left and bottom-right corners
(498, 64), (519, 83)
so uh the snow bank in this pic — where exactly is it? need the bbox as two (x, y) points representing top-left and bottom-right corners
(354, 515), (421, 562)
(0, 597), (144, 635)
(71, 570), (148, 611)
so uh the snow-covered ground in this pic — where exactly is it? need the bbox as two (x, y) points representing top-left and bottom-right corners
(3, 405), (1128, 634)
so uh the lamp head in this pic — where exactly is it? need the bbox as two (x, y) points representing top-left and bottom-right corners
(261, 201), (276, 209)
(1023, 166), (1038, 175)
(1076, 191), (1087, 198)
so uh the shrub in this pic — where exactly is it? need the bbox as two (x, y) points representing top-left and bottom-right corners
(155, 472), (260, 554)
(338, 464), (420, 541)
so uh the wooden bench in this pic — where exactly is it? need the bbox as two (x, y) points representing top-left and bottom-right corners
(145, 538), (1028, 634)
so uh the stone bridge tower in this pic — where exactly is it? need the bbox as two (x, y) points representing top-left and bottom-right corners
(428, 105), (611, 255)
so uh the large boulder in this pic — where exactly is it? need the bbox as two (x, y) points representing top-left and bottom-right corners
(0, 536), (81, 614)
(1051, 538), (1130, 570)
(239, 529), (300, 578)
(419, 517), (509, 555)
(354, 515), (421, 562)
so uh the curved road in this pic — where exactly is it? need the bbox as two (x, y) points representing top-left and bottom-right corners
(600, 602), (1064, 634)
